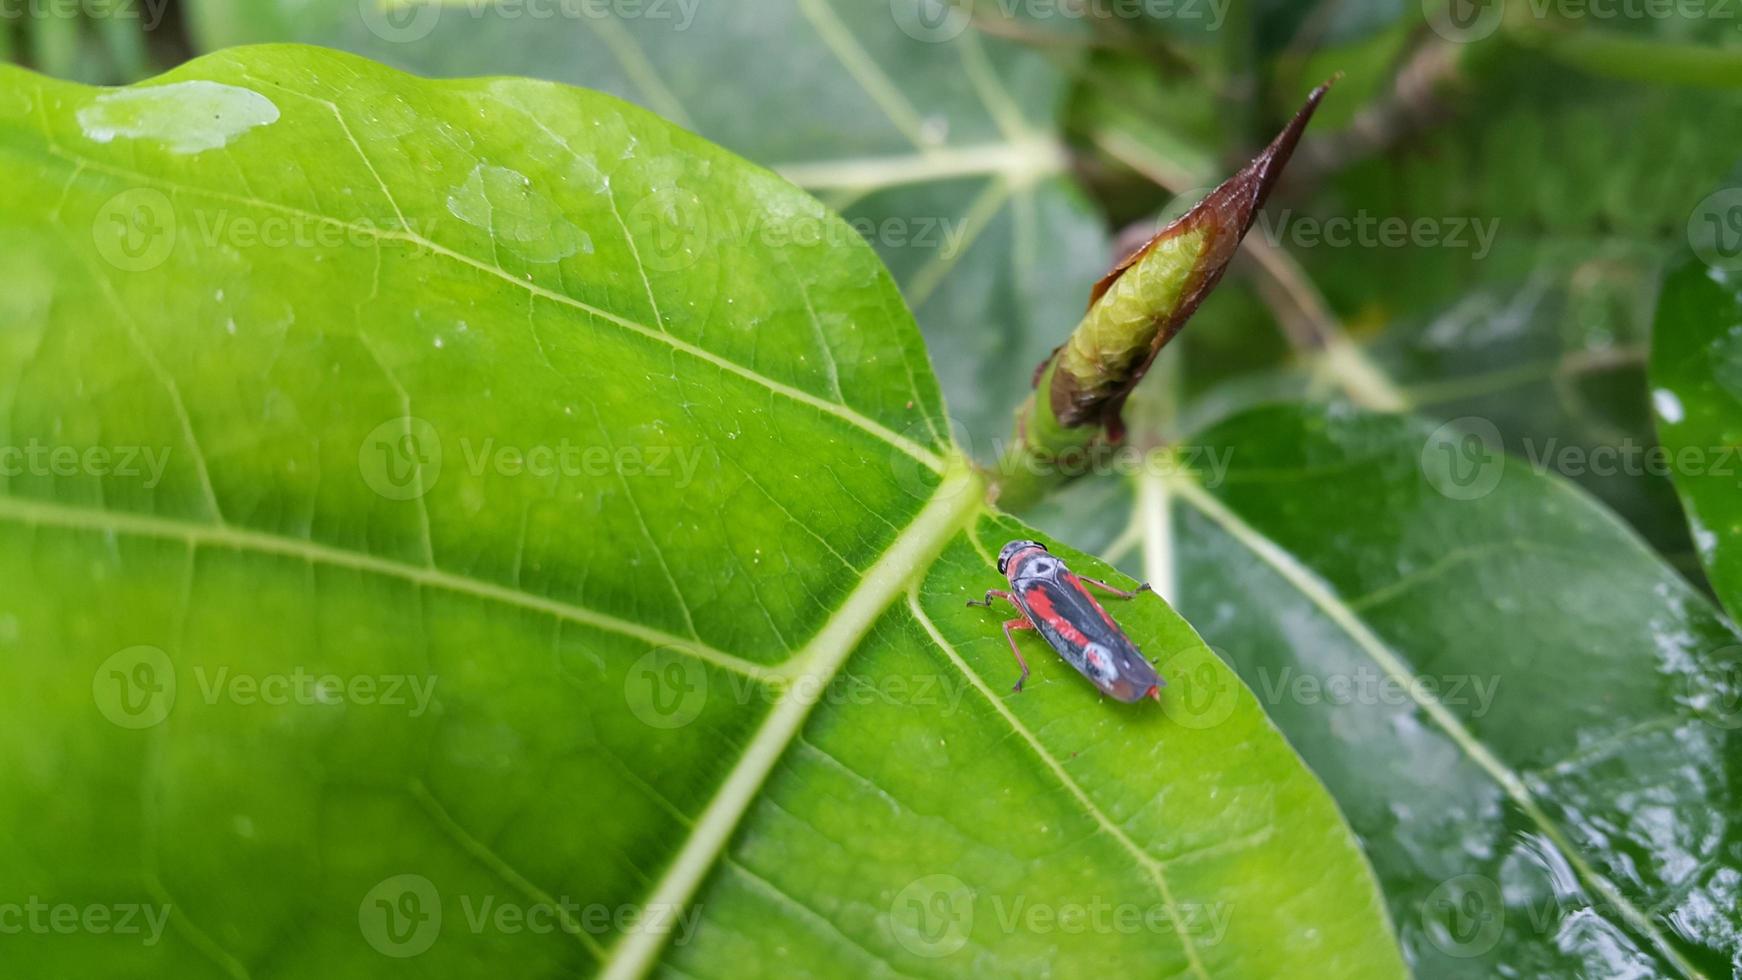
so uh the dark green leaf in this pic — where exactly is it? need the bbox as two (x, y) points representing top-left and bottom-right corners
(1031, 405), (1742, 977)
(1652, 254), (1742, 623)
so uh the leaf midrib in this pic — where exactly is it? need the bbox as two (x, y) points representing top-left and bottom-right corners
(906, 587), (1214, 980)
(598, 460), (983, 980)
(1167, 475), (1707, 980)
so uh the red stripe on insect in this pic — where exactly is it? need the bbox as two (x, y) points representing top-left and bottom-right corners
(1022, 586), (1092, 648)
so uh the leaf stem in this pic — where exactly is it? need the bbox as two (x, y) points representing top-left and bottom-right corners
(1138, 464), (1175, 603)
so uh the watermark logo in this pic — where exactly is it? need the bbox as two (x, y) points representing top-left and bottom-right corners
(624, 185), (709, 273)
(1689, 187), (1742, 273)
(1157, 645), (1239, 730)
(625, 646), (709, 729)
(1420, 873), (1505, 957)
(1420, 416), (1505, 501)
(359, 874), (442, 957)
(92, 645), (175, 729)
(890, 874), (974, 957)
(358, 0), (441, 41)
(1423, 0), (1506, 41)
(890, 0), (972, 41)
(92, 188), (175, 272)
(359, 416), (443, 501)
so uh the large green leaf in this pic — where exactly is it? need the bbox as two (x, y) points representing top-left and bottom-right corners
(1652, 255), (1742, 623)
(0, 46), (1406, 977)
(183, 0), (1112, 448)
(1029, 406), (1742, 976)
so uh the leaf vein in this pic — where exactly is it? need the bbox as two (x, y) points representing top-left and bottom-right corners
(1170, 475), (1707, 980)
(596, 460), (981, 980)
(906, 590), (1212, 980)
(0, 493), (783, 682)
(40, 150), (946, 474)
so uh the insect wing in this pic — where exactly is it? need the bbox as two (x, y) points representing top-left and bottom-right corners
(1015, 573), (1158, 701)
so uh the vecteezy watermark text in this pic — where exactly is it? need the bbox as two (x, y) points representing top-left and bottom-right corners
(0, 899), (171, 946)
(92, 646), (440, 729)
(0, 441), (170, 488)
(359, 417), (712, 501)
(625, 646), (975, 730)
(1252, 666), (1501, 717)
(1254, 210), (1500, 260)
(888, 873), (1234, 959)
(457, 895), (702, 943)
(0, 0), (170, 28)
(193, 666), (438, 717)
(358, 875), (701, 959)
(891, 0), (1230, 43)
(622, 187), (970, 274)
(1424, 0), (1740, 43)
(1520, 437), (1742, 483)
(1417, 416), (1742, 502)
(456, 438), (707, 486)
(360, 0), (703, 44)
(989, 443), (1233, 485)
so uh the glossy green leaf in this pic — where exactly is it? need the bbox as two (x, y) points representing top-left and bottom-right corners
(1652, 255), (1742, 624)
(182, 0), (1112, 448)
(0, 46), (1407, 978)
(1287, 66), (1742, 566)
(1029, 405), (1742, 977)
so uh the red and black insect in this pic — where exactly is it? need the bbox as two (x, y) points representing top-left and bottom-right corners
(967, 539), (1164, 703)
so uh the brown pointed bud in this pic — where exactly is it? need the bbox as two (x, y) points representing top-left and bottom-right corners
(1047, 76), (1337, 438)
(991, 79), (1336, 509)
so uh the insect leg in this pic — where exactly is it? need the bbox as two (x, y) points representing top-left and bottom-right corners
(966, 589), (1019, 609)
(1001, 617), (1035, 693)
(1078, 576), (1152, 600)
